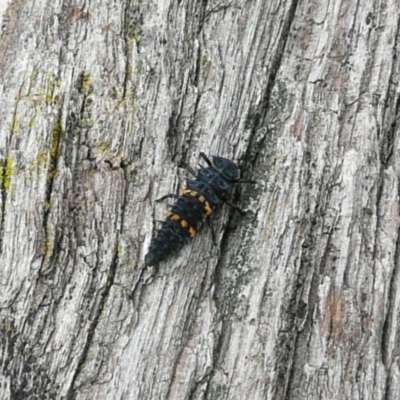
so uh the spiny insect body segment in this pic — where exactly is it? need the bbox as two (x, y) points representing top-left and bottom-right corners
(144, 152), (255, 266)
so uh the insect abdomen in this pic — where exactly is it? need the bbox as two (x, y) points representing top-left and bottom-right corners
(144, 192), (211, 266)
(144, 219), (190, 266)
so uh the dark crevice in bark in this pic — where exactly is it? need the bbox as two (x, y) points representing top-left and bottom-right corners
(380, 93), (400, 170)
(281, 223), (320, 400)
(0, 150), (12, 253)
(202, 2), (301, 397)
(166, 285), (206, 400)
(378, 16), (400, 399)
(169, 73), (201, 164)
(65, 164), (128, 400)
(165, 1), (208, 163)
(203, 213), (241, 397)
(276, 218), (319, 400)
(203, 214), (256, 398)
(381, 180), (400, 386)
(379, 17), (400, 169)
(39, 70), (93, 277)
(280, 150), (341, 397)
(47, 69), (117, 398)
(65, 247), (119, 399)
(203, 313), (230, 399)
(166, 109), (180, 160)
(374, 169), (387, 340)
(1, 317), (56, 399)
(123, 0), (144, 44)
(39, 110), (63, 274)
(6, 107), (77, 397)
(252, 0), (299, 130)
(180, 42), (203, 163)
(197, 0), (209, 34)
(382, 210), (400, 400)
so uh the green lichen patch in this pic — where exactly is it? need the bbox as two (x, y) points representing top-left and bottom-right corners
(40, 116), (64, 272)
(127, 27), (142, 41)
(78, 70), (92, 96)
(1, 155), (15, 195)
(46, 75), (62, 106)
(37, 150), (49, 166)
(50, 118), (62, 160)
(11, 115), (20, 134)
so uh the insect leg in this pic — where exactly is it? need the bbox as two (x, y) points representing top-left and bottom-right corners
(156, 193), (179, 202)
(185, 165), (198, 177)
(199, 152), (212, 166)
(226, 200), (246, 215)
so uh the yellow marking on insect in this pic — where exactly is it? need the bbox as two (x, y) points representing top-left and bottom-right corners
(164, 212), (180, 221)
(165, 211), (197, 238)
(181, 189), (213, 216)
(204, 203), (212, 215)
(181, 220), (197, 237)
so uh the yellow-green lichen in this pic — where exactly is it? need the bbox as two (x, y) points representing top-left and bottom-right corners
(30, 68), (39, 83)
(0, 320), (13, 333)
(11, 116), (20, 134)
(95, 143), (125, 164)
(97, 143), (110, 154)
(29, 116), (36, 128)
(40, 231), (55, 274)
(2, 155), (14, 194)
(78, 70), (92, 96)
(47, 118), (63, 182)
(46, 74), (62, 106)
(80, 119), (94, 129)
(34, 74), (61, 106)
(50, 118), (62, 158)
(43, 237), (53, 257)
(127, 27), (142, 41)
(37, 150), (49, 166)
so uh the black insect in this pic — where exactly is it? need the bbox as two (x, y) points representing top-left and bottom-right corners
(144, 152), (256, 266)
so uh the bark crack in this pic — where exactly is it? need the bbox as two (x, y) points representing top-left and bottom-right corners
(248, 0), (300, 144)
(378, 14), (400, 398)
(0, 152), (13, 253)
(39, 110), (63, 275)
(65, 162), (128, 399)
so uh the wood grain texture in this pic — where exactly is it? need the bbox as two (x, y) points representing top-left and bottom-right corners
(0, 0), (400, 399)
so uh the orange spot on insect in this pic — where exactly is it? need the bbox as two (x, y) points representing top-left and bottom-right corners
(166, 213), (181, 221)
(189, 227), (197, 237)
(204, 203), (213, 215)
(181, 220), (189, 228)
(180, 188), (213, 215)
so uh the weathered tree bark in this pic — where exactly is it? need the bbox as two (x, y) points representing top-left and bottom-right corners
(1, 0), (400, 399)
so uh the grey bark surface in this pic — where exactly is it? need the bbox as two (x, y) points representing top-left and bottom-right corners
(0, 0), (400, 399)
